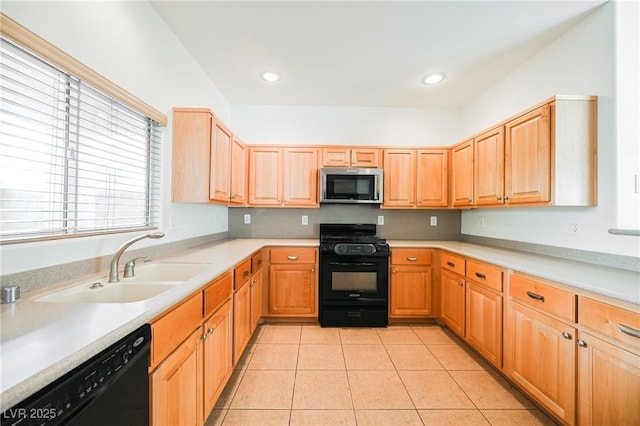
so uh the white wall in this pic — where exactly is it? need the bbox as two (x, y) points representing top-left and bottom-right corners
(232, 106), (460, 147)
(459, 2), (639, 258)
(0, 1), (230, 275)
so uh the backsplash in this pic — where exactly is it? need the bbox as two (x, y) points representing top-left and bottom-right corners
(228, 205), (462, 240)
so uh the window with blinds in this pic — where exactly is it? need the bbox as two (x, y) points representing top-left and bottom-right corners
(0, 36), (162, 243)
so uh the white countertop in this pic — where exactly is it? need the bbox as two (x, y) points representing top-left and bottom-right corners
(1, 238), (638, 411)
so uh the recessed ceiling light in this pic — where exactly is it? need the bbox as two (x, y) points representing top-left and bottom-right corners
(261, 71), (281, 82)
(423, 72), (446, 85)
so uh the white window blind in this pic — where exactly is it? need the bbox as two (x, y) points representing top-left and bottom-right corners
(0, 36), (162, 243)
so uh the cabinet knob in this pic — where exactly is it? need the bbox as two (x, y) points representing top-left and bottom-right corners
(497, 196), (502, 201)
(208, 327), (215, 334)
(504, 196), (509, 201)
(311, 268), (315, 272)
(458, 281), (464, 287)
(561, 332), (572, 340)
(577, 340), (587, 348)
(392, 268), (396, 274)
(201, 333), (208, 340)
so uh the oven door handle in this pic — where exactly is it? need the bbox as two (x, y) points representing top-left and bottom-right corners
(328, 261), (378, 267)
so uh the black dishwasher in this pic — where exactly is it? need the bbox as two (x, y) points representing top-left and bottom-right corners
(2, 324), (151, 426)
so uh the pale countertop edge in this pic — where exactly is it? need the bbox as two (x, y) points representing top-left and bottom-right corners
(1, 237), (638, 411)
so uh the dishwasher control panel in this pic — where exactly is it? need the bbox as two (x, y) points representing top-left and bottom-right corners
(1, 324), (151, 426)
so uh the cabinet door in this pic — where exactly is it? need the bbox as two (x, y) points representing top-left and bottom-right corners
(351, 148), (381, 168)
(441, 270), (465, 337)
(248, 147), (282, 205)
(416, 149), (448, 207)
(203, 300), (233, 419)
(508, 302), (575, 424)
(450, 139), (474, 207)
(233, 281), (252, 364)
(466, 281), (502, 367)
(474, 126), (505, 206)
(505, 105), (551, 204)
(171, 109), (212, 203)
(210, 118), (232, 203)
(250, 270), (263, 333)
(390, 265), (432, 317)
(151, 328), (202, 426)
(383, 149), (416, 207)
(577, 331), (640, 426)
(269, 264), (316, 316)
(321, 147), (350, 167)
(283, 147), (318, 206)
(229, 136), (246, 205)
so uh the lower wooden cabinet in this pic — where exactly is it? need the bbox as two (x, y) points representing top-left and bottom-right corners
(577, 331), (640, 426)
(250, 266), (263, 332)
(233, 280), (251, 364)
(389, 248), (433, 317)
(507, 301), (576, 424)
(202, 299), (233, 417)
(150, 327), (202, 426)
(441, 269), (466, 336)
(466, 281), (502, 366)
(268, 247), (317, 317)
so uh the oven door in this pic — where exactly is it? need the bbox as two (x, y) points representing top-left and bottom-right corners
(320, 255), (388, 303)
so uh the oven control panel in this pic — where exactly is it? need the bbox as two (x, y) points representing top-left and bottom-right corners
(332, 243), (389, 256)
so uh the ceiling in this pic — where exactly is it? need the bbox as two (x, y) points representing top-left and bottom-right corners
(151, 1), (605, 108)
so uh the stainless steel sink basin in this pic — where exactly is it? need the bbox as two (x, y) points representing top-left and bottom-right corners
(124, 262), (212, 282)
(35, 282), (179, 304)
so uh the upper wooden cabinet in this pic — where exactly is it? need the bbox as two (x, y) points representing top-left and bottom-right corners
(172, 108), (245, 205)
(321, 147), (382, 168)
(456, 96), (597, 208)
(248, 146), (319, 207)
(450, 139), (474, 208)
(229, 135), (246, 205)
(383, 148), (448, 208)
(172, 108), (213, 203)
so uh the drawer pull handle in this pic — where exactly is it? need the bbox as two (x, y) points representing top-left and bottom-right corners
(447, 261), (455, 267)
(562, 332), (572, 340)
(618, 323), (640, 339)
(407, 257), (417, 261)
(287, 256), (298, 261)
(526, 291), (545, 302)
(474, 272), (487, 280)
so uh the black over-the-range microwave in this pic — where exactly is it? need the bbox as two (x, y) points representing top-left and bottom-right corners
(320, 168), (383, 204)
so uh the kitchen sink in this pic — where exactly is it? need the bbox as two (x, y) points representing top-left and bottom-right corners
(35, 282), (179, 304)
(124, 262), (212, 282)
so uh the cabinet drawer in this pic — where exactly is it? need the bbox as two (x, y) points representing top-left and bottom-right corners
(203, 271), (232, 318)
(440, 252), (465, 275)
(251, 251), (263, 272)
(510, 274), (576, 322)
(150, 292), (202, 369)
(270, 247), (316, 264)
(580, 297), (640, 350)
(466, 259), (503, 292)
(234, 258), (252, 289)
(391, 248), (432, 265)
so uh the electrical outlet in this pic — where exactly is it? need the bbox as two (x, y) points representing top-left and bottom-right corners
(480, 217), (485, 228)
(570, 221), (582, 235)
(377, 215), (384, 226)
(302, 215), (308, 225)
(430, 216), (437, 226)
(244, 214), (251, 225)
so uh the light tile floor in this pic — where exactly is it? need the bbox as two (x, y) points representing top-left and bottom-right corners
(205, 323), (558, 426)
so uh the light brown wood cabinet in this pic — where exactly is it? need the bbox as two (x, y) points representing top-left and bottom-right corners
(450, 139), (474, 208)
(248, 146), (319, 207)
(322, 147), (382, 168)
(202, 299), (233, 417)
(232, 258), (252, 364)
(440, 252), (466, 336)
(250, 251), (264, 333)
(577, 297), (640, 426)
(474, 126), (505, 206)
(209, 117), (232, 203)
(150, 327), (202, 426)
(229, 135), (246, 205)
(389, 248), (433, 317)
(268, 247), (317, 317)
(171, 108), (213, 203)
(505, 273), (577, 425)
(384, 149), (448, 208)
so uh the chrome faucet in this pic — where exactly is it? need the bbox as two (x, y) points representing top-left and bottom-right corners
(108, 232), (164, 283)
